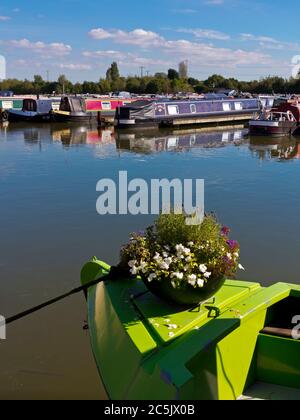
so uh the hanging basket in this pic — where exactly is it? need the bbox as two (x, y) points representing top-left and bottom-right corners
(142, 274), (225, 306)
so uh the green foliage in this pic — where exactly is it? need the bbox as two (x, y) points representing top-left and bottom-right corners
(106, 62), (120, 83)
(168, 68), (179, 80)
(119, 213), (242, 289)
(1, 64), (299, 95)
(154, 213), (222, 248)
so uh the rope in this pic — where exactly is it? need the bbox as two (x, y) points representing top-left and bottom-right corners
(5, 274), (110, 326)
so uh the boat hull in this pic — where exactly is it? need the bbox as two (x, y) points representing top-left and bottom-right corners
(8, 110), (53, 122)
(53, 110), (116, 123)
(81, 260), (300, 400)
(249, 120), (297, 136)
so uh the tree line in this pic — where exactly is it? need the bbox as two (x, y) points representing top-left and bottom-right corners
(1, 62), (300, 95)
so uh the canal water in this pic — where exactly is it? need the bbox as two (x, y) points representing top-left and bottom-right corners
(0, 122), (300, 399)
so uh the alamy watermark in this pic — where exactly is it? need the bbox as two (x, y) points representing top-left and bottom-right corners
(96, 171), (204, 225)
(0, 55), (6, 81)
(0, 315), (6, 340)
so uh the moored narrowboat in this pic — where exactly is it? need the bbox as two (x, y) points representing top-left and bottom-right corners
(249, 101), (300, 136)
(53, 96), (134, 123)
(0, 97), (23, 122)
(81, 259), (300, 400)
(115, 97), (261, 129)
(8, 98), (60, 122)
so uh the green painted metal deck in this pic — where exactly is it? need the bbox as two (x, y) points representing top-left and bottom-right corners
(81, 260), (300, 400)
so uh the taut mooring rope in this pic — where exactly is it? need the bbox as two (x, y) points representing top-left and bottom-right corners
(5, 275), (110, 326)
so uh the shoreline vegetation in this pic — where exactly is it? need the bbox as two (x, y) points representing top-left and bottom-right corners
(2, 62), (300, 96)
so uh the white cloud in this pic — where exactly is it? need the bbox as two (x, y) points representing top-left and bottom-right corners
(241, 33), (300, 51)
(87, 27), (272, 69)
(7, 39), (72, 56)
(89, 28), (164, 46)
(83, 50), (126, 60)
(178, 28), (230, 41)
(58, 63), (92, 70)
(0, 16), (10, 21)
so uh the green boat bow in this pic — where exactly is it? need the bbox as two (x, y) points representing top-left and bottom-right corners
(81, 259), (300, 400)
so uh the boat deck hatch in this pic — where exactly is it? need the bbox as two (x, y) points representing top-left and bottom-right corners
(132, 280), (260, 344)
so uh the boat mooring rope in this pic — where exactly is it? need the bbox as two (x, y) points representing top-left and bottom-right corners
(5, 274), (111, 326)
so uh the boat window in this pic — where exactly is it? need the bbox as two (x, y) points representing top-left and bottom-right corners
(167, 105), (179, 115)
(190, 104), (197, 114)
(60, 97), (71, 112)
(235, 102), (243, 111)
(102, 102), (111, 110)
(23, 99), (37, 112)
(51, 102), (60, 111)
(223, 103), (231, 112)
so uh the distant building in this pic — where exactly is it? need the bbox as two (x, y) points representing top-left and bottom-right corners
(179, 60), (188, 79)
(0, 55), (6, 81)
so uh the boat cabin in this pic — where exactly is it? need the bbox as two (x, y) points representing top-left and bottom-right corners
(23, 98), (60, 114)
(59, 96), (87, 113)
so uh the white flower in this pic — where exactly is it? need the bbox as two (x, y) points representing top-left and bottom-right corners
(171, 272), (184, 280)
(171, 281), (177, 289)
(204, 272), (212, 279)
(140, 261), (147, 273)
(148, 273), (157, 283)
(188, 242), (194, 247)
(227, 253), (232, 261)
(199, 264), (208, 273)
(187, 274), (197, 286)
(176, 244), (185, 253)
(128, 260), (137, 268)
(197, 279), (205, 288)
(163, 252), (169, 258)
(159, 262), (170, 270)
(164, 257), (173, 265)
(185, 256), (192, 263)
(234, 252), (239, 258)
(238, 264), (245, 271)
(153, 252), (161, 261)
(130, 266), (138, 276)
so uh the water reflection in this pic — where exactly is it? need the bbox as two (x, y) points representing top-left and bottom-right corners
(249, 136), (300, 161)
(116, 127), (248, 154)
(2, 122), (300, 163)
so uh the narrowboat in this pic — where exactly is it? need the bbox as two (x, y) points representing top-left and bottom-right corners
(8, 98), (60, 122)
(81, 259), (300, 400)
(115, 98), (261, 129)
(53, 96), (133, 123)
(249, 101), (300, 136)
(0, 97), (23, 122)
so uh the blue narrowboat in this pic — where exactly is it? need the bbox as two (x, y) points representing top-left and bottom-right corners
(8, 98), (60, 122)
(115, 97), (261, 129)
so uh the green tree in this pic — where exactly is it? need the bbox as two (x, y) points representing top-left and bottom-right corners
(106, 62), (120, 83)
(168, 68), (179, 80)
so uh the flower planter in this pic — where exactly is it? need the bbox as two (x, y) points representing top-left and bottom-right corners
(142, 274), (225, 306)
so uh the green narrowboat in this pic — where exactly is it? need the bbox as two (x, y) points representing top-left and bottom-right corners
(0, 98), (23, 122)
(81, 259), (300, 401)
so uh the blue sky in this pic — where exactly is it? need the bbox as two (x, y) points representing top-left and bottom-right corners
(0, 0), (299, 82)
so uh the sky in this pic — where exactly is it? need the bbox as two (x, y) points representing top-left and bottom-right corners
(0, 0), (299, 82)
